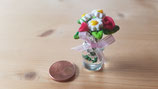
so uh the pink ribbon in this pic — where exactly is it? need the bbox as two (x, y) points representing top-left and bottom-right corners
(72, 32), (115, 51)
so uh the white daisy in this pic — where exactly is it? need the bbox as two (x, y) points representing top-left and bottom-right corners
(81, 13), (92, 21)
(79, 13), (92, 24)
(88, 18), (103, 31)
(91, 9), (105, 19)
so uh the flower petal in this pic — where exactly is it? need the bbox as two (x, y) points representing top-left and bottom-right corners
(103, 16), (115, 30)
(78, 22), (89, 32)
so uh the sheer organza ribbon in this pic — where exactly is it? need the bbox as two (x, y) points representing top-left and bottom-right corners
(72, 32), (115, 52)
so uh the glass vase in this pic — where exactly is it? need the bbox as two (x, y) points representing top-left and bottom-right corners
(82, 45), (105, 71)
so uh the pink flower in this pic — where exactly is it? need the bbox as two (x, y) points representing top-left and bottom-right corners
(78, 22), (89, 32)
(102, 16), (115, 30)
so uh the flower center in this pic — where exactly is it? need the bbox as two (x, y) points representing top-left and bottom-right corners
(81, 13), (86, 17)
(90, 20), (98, 26)
(97, 10), (103, 13)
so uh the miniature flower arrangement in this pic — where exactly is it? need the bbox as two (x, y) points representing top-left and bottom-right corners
(73, 9), (120, 71)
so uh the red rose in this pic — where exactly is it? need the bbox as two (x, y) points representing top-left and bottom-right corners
(102, 16), (115, 30)
(78, 22), (89, 32)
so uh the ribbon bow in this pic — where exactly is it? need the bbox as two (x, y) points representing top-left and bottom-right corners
(72, 32), (115, 52)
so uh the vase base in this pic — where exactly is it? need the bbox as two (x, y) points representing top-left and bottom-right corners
(83, 61), (104, 71)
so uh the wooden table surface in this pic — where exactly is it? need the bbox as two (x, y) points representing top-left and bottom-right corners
(0, 0), (158, 89)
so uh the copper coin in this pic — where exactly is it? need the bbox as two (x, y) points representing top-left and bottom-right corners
(49, 60), (76, 82)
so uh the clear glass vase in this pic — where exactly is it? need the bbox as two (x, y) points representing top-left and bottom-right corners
(82, 46), (105, 71)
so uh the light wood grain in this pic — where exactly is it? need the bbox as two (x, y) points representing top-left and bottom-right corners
(0, 0), (158, 89)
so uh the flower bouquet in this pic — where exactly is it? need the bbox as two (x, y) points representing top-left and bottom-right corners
(73, 9), (120, 71)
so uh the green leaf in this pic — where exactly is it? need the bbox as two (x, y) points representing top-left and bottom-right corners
(91, 30), (103, 40)
(77, 19), (81, 24)
(103, 25), (120, 35)
(74, 32), (79, 39)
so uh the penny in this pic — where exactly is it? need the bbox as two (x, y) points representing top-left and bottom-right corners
(49, 60), (76, 82)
